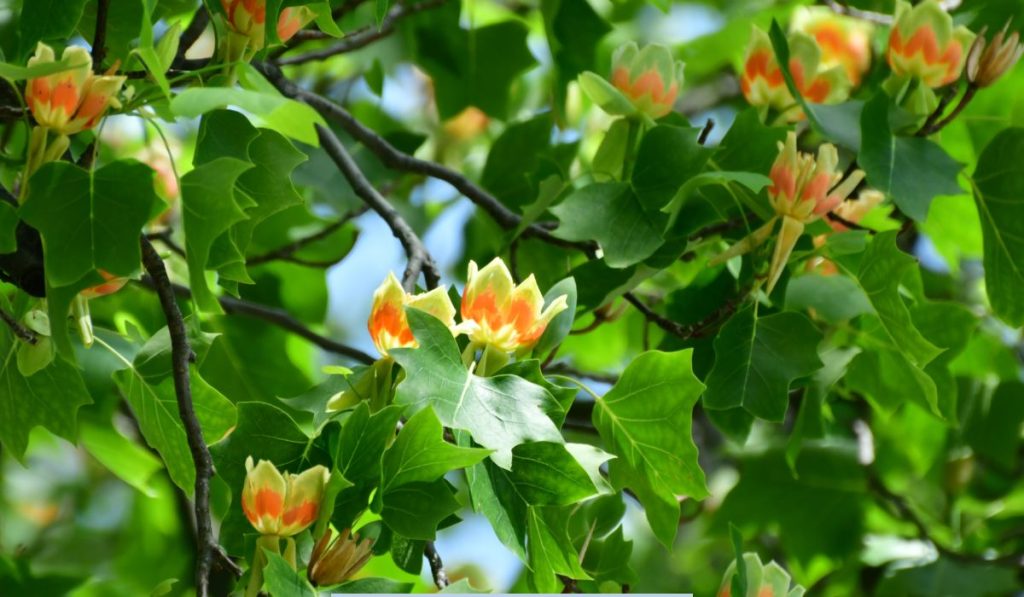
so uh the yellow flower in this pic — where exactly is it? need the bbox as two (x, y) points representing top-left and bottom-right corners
(241, 457), (329, 537)
(887, 0), (975, 88)
(367, 273), (457, 357)
(26, 43), (125, 136)
(791, 7), (874, 86)
(609, 42), (684, 119)
(460, 258), (568, 353)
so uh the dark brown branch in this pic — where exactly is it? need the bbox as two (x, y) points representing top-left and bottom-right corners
(697, 119), (715, 145)
(91, 0), (110, 71)
(623, 290), (744, 341)
(246, 206), (369, 267)
(918, 84), (978, 136)
(316, 124), (440, 291)
(821, 0), (892, 24)
(825, 211), (877, 234)
(0, 306), (37, 344)
(916, 85), (960, 136)
(275, 0), (448, 66)
(146, 229), (187, 259)
(255, 61), (593, 253)
(174, 5), (211, 68)
(141, 279), (377, 365)
(139, 238), (241, 596)
(424, 541), (450, 590)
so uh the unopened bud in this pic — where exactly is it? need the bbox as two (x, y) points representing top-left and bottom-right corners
(966, 24), (1024, 87)
(308, 528), (374, 587)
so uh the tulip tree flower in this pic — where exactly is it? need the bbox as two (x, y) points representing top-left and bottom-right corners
(220, 0), (316, 51)
(26, 43), (126, 136)
(717, 552), (806, 597)
(887, 0), (975, 89)
(579, 42), (684, 121)
(367, 272), (458, 357)
(461, 258), (569, 357)
(711, 132), (864, 294)
(307, 528), (374, 587)
(241, 457), (329, 537)
(790, 7), (873, 86)
(966, 23), (1024, 88)
(740, 27), (850, 122)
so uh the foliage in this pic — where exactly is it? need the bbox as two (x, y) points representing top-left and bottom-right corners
(0, 0), (1023, 596)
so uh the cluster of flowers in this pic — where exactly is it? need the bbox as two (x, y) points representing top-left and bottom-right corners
(740, 0), (1021, 120)
(368, 258), (569, 357)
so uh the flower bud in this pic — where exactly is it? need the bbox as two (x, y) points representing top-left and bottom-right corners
(220, 0), (315, 49)
(791, 7), (873, 86)
(368, 273), (458, 357)
(26, 43), (125, 136)
(887, 0), (975, 88)
(966, 24), (1024, 88)
(740, 27), (850, 122)
(609, 42), (684, 119)
(79, 270), (129, 300)
(308, 528), (374, 587)
(461, 258), (568, 354)
(241, 457), (329, 537)
(718, 552), (804, 597)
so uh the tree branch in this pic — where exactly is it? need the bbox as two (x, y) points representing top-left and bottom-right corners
(316, 123), (440, 291)
(246, 206), (369, 267)
(91, 0), (110, 70)
(138, 278), (377, 365)
(275, 0), (448, 66)
(0, 306), (37, 344)
(424, 541), (450, 590)
(623, 291), (743, 341)
(174, 5), (211, 68)
(139, 238), (241, 595)
(255, 61), (593, 253)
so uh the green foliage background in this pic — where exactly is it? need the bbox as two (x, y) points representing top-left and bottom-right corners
(1, 0), (1023, 595)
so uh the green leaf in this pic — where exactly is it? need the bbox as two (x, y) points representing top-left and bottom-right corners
(336, 403), (404, 484)
(875, 558), (1020, 597)
(593, 350), (708, 546)
(0, 53), (91, 81)
(577, 72), (635, 117)
(0, 325), (92, 459)
(526, 506), (590, 592)
(392, 310), (563, 469)
(964, 382), (1024, 472)
(531, 277), (577, 359)
(17, 0), (89, 59)
(855, 231), (943, 367)
(552, 183), (664, 268)
(631, 125), (713, 212)
(179, 157), (252, 312)
(80, 421), (164, 498)
(0, 203), (17, 253)
(20, 160), (158, 287)
(382, 407), (490, 491)
(262, 551), (317, 597)
(113, 358), (237, 495)
(541, 0), (611, 114)
(662, 171), (772, 229)
(170, 86), (326, 147)
(335, 578), (415, 593)
(858, 93), (963, 221)
(375, 0), (391, 25)
(409, 3), (537, 119)
(703, 307), (824, 422)
(846, 319), (939, 417)
(582, 526), (636, 587)
(784, 273), (874, 323)
(380, 479), (461, 540)
(507, 442), (604, 506)
(971, 127), (1024, 326)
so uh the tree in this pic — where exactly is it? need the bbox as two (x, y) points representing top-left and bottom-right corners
(1, 0), (1022, 595)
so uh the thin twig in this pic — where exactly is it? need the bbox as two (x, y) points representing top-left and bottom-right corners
(316, 124), (440, 291)
(919, 84), (978, 136)
(146, 229), (187, 258)
(275, 0), (449, 66)
(623, 291), (744, 340)
(255, 61), (593, 253)
(916, 85), (960, 136)
(139, 278), (377, 365)
(0, 306), (37, 344)
(697, 119), (715, 145)
(424, 541), (450, 590)
(821, 0), (892, 24)
(91, 0), (110, 71)
(139, 238), (241, 596)
(246, 206), (369, 266)
(825, 211), (878, 234)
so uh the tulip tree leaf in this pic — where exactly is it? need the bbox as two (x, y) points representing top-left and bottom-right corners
(379, 479), (461, 540)
(20, 160), (158, 288)
(703, 308), (824, 422)
(971, 127), (1024, 327)
(17, 0), (89, 59)
(541, 0), (611, 113)
(180, 157), (253, 313)
(527, 505), (590, 593)
(858, 93), (963, 221)
(592, 350), (708, 546)
(381, 406), (491, 491)
(552, 183), (665, 268)
(855, 231), (943, 367)
(408, 2), (537, 119)
(631, 125), (713, 212)
(391, 309), (563, 469)
(263, 551), (318, 597)
(0, 323), (92, 459)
